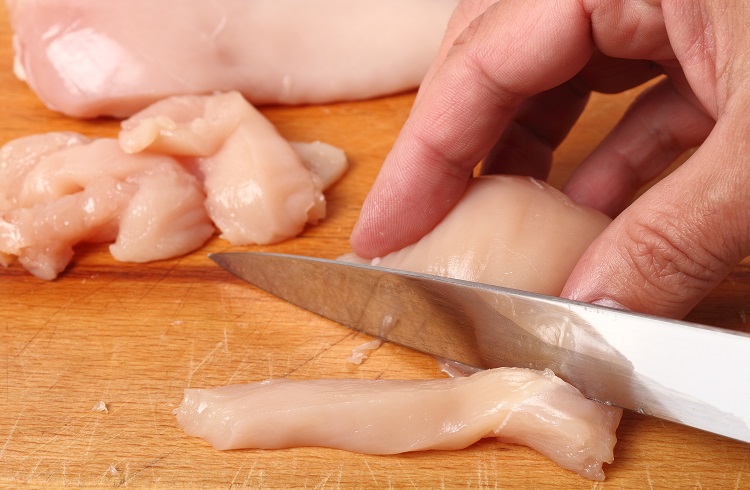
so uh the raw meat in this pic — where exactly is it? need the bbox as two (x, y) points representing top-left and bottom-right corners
(346, 339), (382, 365)
(289, 141), (348, 191)
(8, 0), (458, 118)
(0, 92), (347, 279)
(0, 131), (89, 209)
(0, 136), (213, 279)
(119, 91), (348, 245)
(341, 175), (612, 296)
(176, 368), (622, 481)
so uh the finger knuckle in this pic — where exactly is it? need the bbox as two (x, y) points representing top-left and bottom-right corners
(621, 210), (730, 304)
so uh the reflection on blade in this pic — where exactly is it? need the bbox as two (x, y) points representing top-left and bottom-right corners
(210, 252), (750, 443)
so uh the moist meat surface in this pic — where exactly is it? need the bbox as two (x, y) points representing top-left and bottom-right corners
(0, 92), (347, 278)
(9, 0), (458, 117)
(341, 175), (612, 296)
(176, 368), (622, 481)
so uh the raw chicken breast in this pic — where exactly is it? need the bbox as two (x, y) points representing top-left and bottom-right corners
(0, 136), (213, 279)
(119, 92), (348, 245)
(288, 141), (348, 191)
(341, 175), (612, 296)
(0, 131), (89, 209)
(176, 368), (622, 481)
(0, 178), (131, 279)
(108, 161), (213, 263)
(9, 0), (458, 118)
(1, 92), (346, 279)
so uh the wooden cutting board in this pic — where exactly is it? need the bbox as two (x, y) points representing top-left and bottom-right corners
(1, 5), (749, 488)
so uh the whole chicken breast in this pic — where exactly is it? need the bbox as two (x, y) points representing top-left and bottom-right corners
(9, 0), (458, 118)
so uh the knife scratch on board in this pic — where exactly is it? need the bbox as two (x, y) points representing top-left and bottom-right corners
(475, 460), (491, 488)
(119, 452), (173, 487)
(229, 456), (254, 488)
(185, 338), (229, 387)
(734, 471), (745, 489)
(315, 467), (337, 488)
(283, 330), (357, 377)
(0, 416), (18, 460)
(644, 465), (654, 490)
(226, 353), (253, 384)
(373, 345), (403, 380)
(15, 412), (91, 464)
(361, 456), (378, 486)
(14, 327), (43, 359)
(82, 414), (103, 464)
(393, 459), (417, 487)
(25, 458), (43, 482)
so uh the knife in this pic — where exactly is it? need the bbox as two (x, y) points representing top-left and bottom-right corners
(210, 251), (750, 444)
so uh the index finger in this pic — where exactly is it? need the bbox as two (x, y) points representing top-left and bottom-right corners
(351, 0), (593, 258)
(413, 0), (502, 109)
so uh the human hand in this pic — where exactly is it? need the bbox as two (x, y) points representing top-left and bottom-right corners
(350, 0), (750, 319)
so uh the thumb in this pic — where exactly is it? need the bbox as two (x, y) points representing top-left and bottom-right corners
(561, 120), (750, 319)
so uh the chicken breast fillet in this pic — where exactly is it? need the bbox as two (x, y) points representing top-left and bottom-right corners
(176, 368), (622, 481)
(341, 175), (613, 296)
(8, 0), (458, 118)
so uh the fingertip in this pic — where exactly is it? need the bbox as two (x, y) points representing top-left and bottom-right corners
(590, 298), (630, 311)
(349, 205), (382, 259)
(349, 176), (419, 259)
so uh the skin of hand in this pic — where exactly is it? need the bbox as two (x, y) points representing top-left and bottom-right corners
(350, 0), (750, 319)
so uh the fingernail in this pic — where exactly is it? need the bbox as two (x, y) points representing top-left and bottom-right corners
(591, 298), (630, 311)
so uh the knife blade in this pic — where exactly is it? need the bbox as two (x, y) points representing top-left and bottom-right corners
(210, 251), (750, 443)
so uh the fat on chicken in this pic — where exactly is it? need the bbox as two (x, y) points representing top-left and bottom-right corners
(176, 368), (622, 481)
(8, 0), (458, 118)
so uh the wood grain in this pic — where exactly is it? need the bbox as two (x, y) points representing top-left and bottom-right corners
(1, 4), (749, 489)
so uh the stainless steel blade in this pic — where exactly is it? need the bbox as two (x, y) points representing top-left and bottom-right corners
(210, 251), (750, 443)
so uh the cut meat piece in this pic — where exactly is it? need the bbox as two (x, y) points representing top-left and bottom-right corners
(119, 92), (348, 245)
(0, 177), (132, 279)
(176, 368), (622, 481)
(0, 92), (347, 279)
(0, 131), (90, 209)
(9, 0), (458, 118)
(289, 141), (348, 191)
(0, 136), (213, 279)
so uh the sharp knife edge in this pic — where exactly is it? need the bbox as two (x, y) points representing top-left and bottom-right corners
(210, 251), (750, 444)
